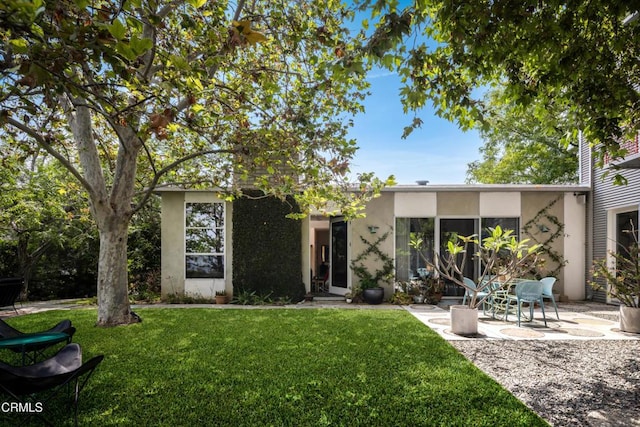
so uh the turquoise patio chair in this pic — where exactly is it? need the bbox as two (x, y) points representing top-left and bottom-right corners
(540, 277), (559, 320)
(461, 277), (490, 314)
(505, 280), (547, 327)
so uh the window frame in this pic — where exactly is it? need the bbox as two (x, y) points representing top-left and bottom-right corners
(184, 202), (225, 279)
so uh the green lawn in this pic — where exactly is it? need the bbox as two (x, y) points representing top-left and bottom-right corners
(4, 308), (547, 426)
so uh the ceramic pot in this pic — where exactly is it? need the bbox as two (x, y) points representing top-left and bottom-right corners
(362, 287), (384, 305)
(450, 305), (478, 336)
(619, 306), (640, 333)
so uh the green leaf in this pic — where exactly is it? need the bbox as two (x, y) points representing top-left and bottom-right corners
(108, 20), (127, 41)
(115, 41), (136, 61)
(130, 35), (152, 56)
(188, 0), (207, 8)
(9, 38), (29, 53)
(169, 54), (190, 71)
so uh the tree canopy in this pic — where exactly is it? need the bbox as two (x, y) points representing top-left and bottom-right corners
(466, 87), (579, 184)
(0, 0), (390, 325)
(356, 0), (640, 166)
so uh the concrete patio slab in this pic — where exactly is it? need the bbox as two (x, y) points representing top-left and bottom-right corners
(404, 302), (640, 341)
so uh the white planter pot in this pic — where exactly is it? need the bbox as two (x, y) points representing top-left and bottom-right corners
(619, 306), (640, 334)
(450, 305), (478, 336)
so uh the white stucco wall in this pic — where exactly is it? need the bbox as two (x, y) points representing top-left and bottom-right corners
(394, 192), (437, 217)
(161, 192), (185, 297)
(479, 192), (521, 217)
(563, 192), (586, 300)
(160, 191), (232, 299)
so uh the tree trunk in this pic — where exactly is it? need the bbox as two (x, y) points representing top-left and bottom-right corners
(96, 216), (134, 326)
(66, 101), (142, 326)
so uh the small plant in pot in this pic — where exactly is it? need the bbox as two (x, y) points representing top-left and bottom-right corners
(423, 276), (444, 304)
(591, 224), (640, 333)
(215, 290), (228, 304)
(344, 285), (362, 303)
(428, 226), (541, 336)
(350, 230), (394, 305)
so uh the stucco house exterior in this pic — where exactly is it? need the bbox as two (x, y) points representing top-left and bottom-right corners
(158, 184), (588, 302)
(581, 134), (640, 303)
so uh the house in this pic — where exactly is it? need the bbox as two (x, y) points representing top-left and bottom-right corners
(581, 133), (640, 302)
(158, 184), (588, 301)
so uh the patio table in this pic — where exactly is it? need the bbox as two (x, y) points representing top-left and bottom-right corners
(486, 278), (529, 320)
(0, 332), (70, 366)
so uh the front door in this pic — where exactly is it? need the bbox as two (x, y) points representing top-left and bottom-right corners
(330, 217), (349, 294)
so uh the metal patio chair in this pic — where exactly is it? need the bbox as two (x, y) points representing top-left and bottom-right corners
(0, 343), (103, 426)
(540, 277), (560, 320)
(505, 280), (548, 327)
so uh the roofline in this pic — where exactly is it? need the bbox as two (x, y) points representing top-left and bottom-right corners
(153, 186), (225, 193)
(154, 184), (591, 194)
(384, 184), (591, 193)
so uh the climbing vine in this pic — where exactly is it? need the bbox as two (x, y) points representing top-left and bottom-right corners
(521, 195), (567, 278)
(350, 229), (394, 290)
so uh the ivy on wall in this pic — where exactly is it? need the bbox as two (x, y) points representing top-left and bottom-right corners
(521, 195), (567, 279)
(350, 229), (394, 289)
(232, 190), (304, 300)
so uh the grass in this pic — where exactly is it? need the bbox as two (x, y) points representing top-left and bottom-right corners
(3, 308), (548, 426)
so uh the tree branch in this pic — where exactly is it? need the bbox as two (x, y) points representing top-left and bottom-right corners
(4, 116), (93, 193)
(132, 147), (241, 215)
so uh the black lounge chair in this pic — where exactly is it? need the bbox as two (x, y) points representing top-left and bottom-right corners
(0, 278), (23, 314)
(0, 343), (104, 426)
(0, 318), (75, 340)
(0, 318), (76, 364)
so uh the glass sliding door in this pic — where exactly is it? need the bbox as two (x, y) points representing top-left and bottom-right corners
(439, 218), (478, 296)
(395, 218), (435, 281)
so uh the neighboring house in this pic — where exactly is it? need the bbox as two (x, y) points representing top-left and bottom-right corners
(158, 185), (588, 301)
(581, 133), (640, 302)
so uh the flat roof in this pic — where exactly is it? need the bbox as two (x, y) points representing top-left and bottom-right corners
(153, 184), (591, 193)
(385, 184), (591, 193)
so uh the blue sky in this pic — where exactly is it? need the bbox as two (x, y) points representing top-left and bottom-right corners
(347, 69), (484, 185)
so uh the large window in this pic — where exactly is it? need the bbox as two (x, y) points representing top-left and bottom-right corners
(481, 218), (519, 241)
(185, 203), (224, 278)
(395, 218), (435, 281)
(616, 210), (639, 261)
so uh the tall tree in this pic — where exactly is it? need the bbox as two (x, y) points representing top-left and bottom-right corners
(0, 0), (389, 326)
(0, 146), (93, 299)
(466, 88), (579, 184)
(355, 1), (640, 170)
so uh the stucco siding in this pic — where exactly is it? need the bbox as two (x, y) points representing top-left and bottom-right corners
(479, 192), (521, 217)
(351, 192), (395, 297)
(160, 191), (232, 299)
(563, 193), (586, 300)
(394, 192), (437, 217)
(437, 192), (479, 215)
(520, 193), (568, 294)
(161, 192), (186, 297)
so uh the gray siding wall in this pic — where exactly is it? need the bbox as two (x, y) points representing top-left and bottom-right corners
(591, 152), (640, 302)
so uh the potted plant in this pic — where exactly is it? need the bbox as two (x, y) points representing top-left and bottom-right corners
(390, 282), (413, 305)
(426, 226), (541, 335)
(591, 224), (640, 333)
(350, 231), (394, 305)
(424, 276), (444, 304)
(215, 290), (228, 304)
